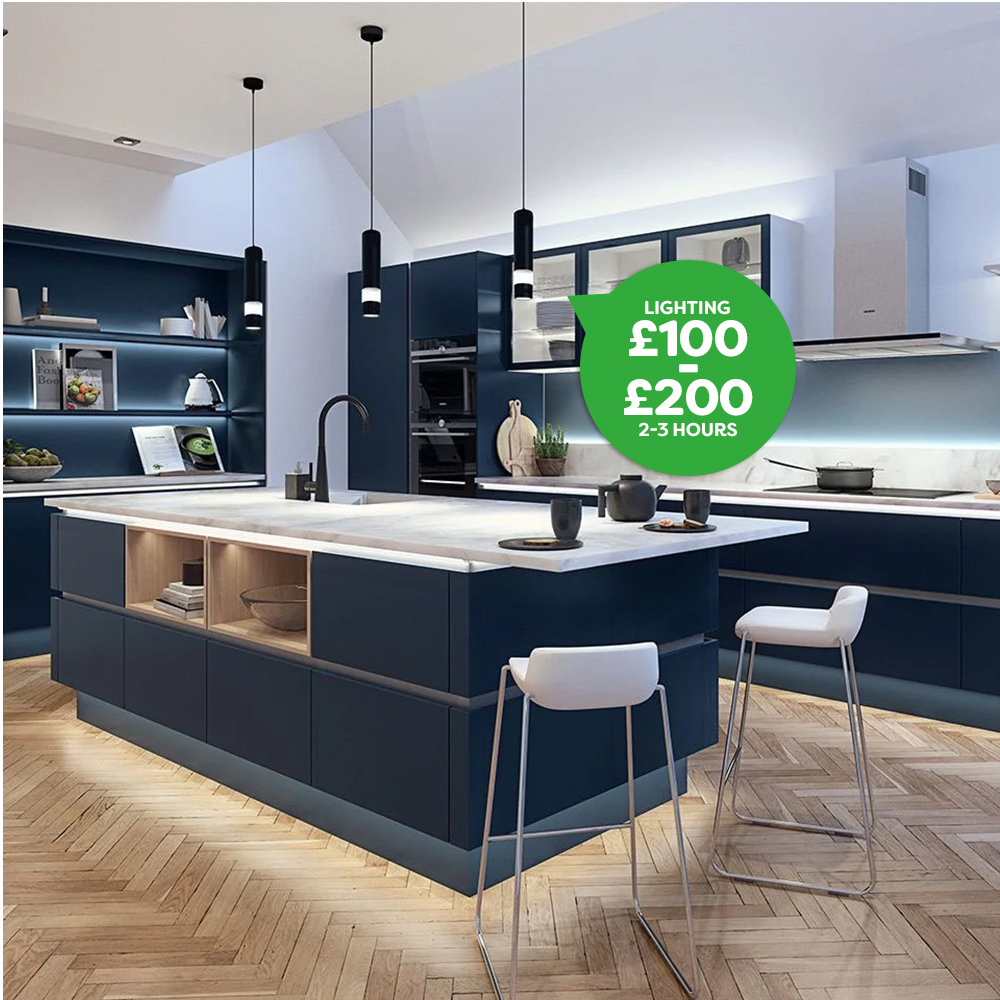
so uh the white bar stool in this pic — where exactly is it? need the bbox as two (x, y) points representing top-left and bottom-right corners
(711, 585), (877, 897)
(474, 642), (698, 999)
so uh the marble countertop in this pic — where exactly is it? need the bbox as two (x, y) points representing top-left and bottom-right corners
(476, 476), (1000, 520)
(45, 487), (807, 573)
(4, 472), (265, 498)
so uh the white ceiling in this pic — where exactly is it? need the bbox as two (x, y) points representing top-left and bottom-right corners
(326, 2), (1000, 248)
(1, 2), (672, 173)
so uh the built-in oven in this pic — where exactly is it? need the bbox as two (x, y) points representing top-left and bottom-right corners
(411, 339), (477, 419)
(410, 418), (477, 497)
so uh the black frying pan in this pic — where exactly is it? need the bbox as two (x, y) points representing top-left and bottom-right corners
(764, 457), (880, 491)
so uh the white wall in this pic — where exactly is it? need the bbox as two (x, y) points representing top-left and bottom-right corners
(3, 133), (412, 486)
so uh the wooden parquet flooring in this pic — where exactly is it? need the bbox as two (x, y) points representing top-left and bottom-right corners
(5, 656), (1000, 1000)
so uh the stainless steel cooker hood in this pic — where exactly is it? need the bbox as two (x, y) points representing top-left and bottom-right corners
(795, 158), (999, 361)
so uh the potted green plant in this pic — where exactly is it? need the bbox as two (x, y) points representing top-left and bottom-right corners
(533, 423), (568, 476)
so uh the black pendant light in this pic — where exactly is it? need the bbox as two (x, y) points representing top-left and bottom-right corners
(361, 24), (384, 318)
(513, 2), (533, 299)
(243, 76), (265, 331)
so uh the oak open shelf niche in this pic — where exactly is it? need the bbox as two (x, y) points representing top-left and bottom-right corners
(206, 540), (310, 656)
(125, 527), (206, 628)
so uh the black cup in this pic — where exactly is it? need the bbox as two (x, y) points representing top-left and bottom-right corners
(683, 489), (711, 525)
(550, 498), (583, 540)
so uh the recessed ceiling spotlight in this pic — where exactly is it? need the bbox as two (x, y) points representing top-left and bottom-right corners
(113, 136), (141, 146)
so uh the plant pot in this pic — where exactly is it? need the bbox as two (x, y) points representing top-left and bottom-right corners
(536, 457), (566, 477)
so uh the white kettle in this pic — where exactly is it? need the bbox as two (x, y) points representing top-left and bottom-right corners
(184, 372), (225, 410)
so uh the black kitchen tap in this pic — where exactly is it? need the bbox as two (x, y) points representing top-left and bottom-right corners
(306, 395), (370, 502)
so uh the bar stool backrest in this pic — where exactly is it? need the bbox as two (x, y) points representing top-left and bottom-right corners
(828, 586), (869, 644)
(523, 642), (660, 711)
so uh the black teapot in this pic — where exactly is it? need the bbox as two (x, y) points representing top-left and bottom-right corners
(597, 474), (666, 522)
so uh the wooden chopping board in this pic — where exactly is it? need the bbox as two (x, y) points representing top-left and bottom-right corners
(973, 492), (1000, 500)
(495, 399), (538, 477)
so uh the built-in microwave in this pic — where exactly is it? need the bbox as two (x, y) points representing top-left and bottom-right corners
(411, 339), (477, 418)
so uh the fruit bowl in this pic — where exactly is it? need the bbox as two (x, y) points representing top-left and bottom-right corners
(240, 584), (308, 631)
(4, 464), (63, 483)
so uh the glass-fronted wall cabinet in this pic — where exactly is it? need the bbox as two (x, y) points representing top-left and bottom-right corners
(668, 215), (800, 338)
(509, 250), (579, 369)
(505, 215), (800, 372)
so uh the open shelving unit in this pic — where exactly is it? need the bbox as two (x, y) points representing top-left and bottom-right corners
(125, 527), (206, 627)
(2, 225), (266, 479)
(3, 225), (267, 660)
(206, 540), (310, 656)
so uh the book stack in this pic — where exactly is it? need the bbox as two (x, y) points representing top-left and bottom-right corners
(153, 581), (205, 620)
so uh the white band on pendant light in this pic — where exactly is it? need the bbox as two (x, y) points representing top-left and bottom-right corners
(512, 269), (534, 286)
(244, 300), (264, 316)
(361, 287), (382, 304)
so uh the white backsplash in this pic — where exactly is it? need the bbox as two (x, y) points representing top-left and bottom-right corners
(565, 442), (1000, 492)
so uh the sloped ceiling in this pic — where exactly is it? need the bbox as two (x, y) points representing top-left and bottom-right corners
(2, 2), (672, 172)
(325, 2), (1000, 249)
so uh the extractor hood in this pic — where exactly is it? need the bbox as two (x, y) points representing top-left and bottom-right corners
(795, 158), (999, 361)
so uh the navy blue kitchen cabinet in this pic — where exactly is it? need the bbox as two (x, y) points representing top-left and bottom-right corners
(962, 519), (1000, 599)
(206, 642), (311, 784)
(311, 669), (450, 841)
(3, 497), (54, 658)
(738, 506), (960, 593)
(347, 264), (410, 493)
(124, 618), (207, 741)
(310, 552), (450, 690)
(51, 597), (124, 705)
(51, 513), (125, 606)
(410, 253), (504, 341)
(961, 606), (1000, 697)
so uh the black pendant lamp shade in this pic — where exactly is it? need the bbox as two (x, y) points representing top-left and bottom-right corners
(243, 76), (265, 330)
(513, 3), (533, 299)
(361, 24), (384, 317)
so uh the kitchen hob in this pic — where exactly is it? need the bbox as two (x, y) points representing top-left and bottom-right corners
(767, 485), (966, 499)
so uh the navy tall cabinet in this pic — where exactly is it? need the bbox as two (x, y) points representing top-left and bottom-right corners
(347, 253), (541, 491)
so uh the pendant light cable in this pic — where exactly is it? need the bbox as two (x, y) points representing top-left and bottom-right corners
(251, 86), (256, 246)
(521, 0), (526, 210)
(369, 34), (375, 231)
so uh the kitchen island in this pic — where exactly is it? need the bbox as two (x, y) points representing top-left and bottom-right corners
(46, 488), (805, 892)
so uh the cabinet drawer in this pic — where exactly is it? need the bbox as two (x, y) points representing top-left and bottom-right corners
(962, 519), (1000, 599)
(51, 598), (124, 704)
(961, 606), (1000, 697)
(737, 507), (959, 593)
(310, 553), (449, 690)
(312, 670), (449, 841)
(124, 618), (206, 740)
(207, 642), (311, 783)
(742, 581), (961, 688)
(53, 514), (125, 605)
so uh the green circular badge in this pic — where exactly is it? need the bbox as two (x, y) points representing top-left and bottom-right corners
(572, 260), (796, 476)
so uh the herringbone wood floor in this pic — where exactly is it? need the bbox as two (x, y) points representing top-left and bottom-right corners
(5, 657), (1000, 1000)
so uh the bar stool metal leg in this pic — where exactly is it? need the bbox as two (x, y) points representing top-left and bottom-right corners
(711, 640), (877, 897)
(629, 687), (699, 997)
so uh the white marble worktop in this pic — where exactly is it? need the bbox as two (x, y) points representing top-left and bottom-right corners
(4, 472), (265, 499)
(476, 477), (1000, 520)
(44, 487), (807, 573)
